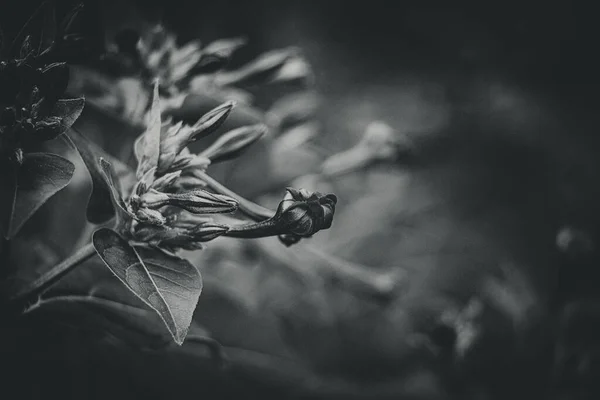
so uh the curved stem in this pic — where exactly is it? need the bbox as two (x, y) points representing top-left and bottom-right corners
(192, 170), (274, 221)
(10, 242), (97, 304)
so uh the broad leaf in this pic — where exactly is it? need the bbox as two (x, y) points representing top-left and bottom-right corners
(66, 129), (115, 224)
(2, 152), (74, 239)
(50, 98), (85, 136)
(93, 228), (203, 344)
(136, 81), (161, 180)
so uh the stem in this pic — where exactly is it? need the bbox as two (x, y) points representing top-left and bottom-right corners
(225, 218), (281, 238)
(10, 242), (97, 304)
(192, 170), (274, 221)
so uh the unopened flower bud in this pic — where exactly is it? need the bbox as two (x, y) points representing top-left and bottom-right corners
(225, 187), (337, 245)
(163, 190), (238, 214)
(200, 124), (267, 163)
(151, 170), (181, 191)
(156, 102), (234, 174)
(135, 207), (166, 225)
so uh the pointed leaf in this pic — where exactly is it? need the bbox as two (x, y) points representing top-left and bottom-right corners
(4, 153), (74, 239)
(93, 228), (202, 344)
(49, 97), (85, 136)
(97, 158), (133, 226)
(66, 129), (115, 224)
(136, 81), (161, 180)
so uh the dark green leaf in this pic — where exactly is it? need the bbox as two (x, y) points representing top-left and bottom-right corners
(66, 129), (115, 224)
(93, 228), (202, 344)
(49, 97), (85, 136)
(3, 152), (74, 239)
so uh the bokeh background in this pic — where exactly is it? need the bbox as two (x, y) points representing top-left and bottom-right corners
(3, 1), (600, 399)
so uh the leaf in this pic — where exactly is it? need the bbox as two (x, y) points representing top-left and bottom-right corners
(49, 98), (85, 136)
(93, 228), (202, 345)
(66, 129), (115, 224)
(97, 158), (133, 226)
(3, 153), (74, 239)
(136, 81), (161, 181)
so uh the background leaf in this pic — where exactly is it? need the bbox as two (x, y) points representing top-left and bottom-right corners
(4, 152), (75, 239)
(93, 228), (203, 344)
(50, 98), (85, 136)
(66, 129), (116, 224)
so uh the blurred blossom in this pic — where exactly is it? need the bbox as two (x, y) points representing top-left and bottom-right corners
(321, 121), (414, 177)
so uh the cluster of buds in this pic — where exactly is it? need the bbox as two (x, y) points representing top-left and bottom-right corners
(101, 82), (337, 255)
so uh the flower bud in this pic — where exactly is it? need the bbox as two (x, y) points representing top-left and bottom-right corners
(163, 190), (238, 214)
(276, 188), (337, 236)
(134, 207), (166, 225)
(200, 124), (267, 163)
(151, 170), (181, 191)
(225, 187), (337, 245)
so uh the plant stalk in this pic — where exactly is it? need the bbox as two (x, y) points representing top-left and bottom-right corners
(10, 242), (96, 304)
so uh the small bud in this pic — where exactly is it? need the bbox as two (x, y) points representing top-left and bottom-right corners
(200, 124), (267, 163)
(189, 101), (235, 141)
(165, 210), (212, 230)
(190, 37), (246, 75)
(214, 47), (300, 87)
(156, 102), (234, 174)
(137, 189), (170, 209)
(151, 170), (181, 191)
(135, 207), (166, 225)
(163, 190), (238, 214)
(189, 223), (230, 242)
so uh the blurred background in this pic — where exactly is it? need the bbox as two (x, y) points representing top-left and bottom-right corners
(3, 1), (600, 399)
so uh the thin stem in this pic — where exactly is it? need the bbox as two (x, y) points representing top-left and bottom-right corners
(192, 170), (274, 221)
(10, 242), (97, 304)
(225, 218), (281, 238)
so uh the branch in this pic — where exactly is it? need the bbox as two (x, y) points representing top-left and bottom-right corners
(9, 242), (97, 305)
